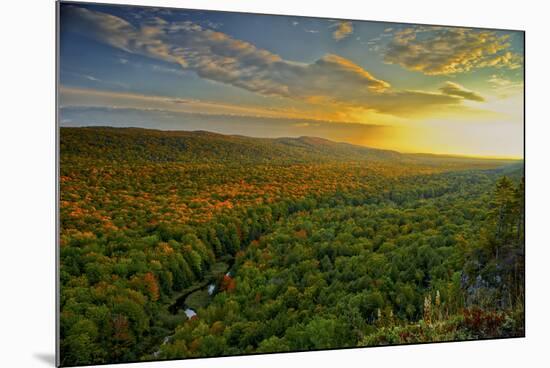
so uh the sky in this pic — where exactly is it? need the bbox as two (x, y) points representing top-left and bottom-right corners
(59, 2), (524, 158)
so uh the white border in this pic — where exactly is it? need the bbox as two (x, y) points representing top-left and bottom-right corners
(2, 1), (549, 367)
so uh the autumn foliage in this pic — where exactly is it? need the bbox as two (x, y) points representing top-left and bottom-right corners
(219, 274), (236, 293)
(59, 128), (524, 366)
(143, 272), (160, 302)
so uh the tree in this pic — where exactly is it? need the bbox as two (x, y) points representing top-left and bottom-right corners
(143, 272), (160, 301)
(257, 336), (289, 353)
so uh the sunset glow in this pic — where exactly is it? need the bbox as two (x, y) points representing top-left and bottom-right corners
(59, 3), (524, 157)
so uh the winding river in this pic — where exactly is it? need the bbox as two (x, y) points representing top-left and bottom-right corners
(168, 256), (235, 316)
(153, 258), (235, 357)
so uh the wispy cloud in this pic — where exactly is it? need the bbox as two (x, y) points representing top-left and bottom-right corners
(384, 26), (522, 75)
(59, 86), (311, 120)
(439, 82), (485, 102)
(63, 69), (129, 89)
(487, 74), (523, 90)
(83, 74), (99, 82)
(332, 21), (353, 41)
(203, 20), (222, 29)
(151, 64), (188, 76)
(487, 74), (524, 98)
(59, 104), (391, 148)
(488, 75), (513, 87)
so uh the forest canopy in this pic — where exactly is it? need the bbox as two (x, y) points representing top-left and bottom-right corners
(59, 127), (524, 366)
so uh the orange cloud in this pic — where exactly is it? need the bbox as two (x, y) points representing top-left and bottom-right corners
(384, 27), (522, 75)
(332, 21), (353, 41)
(439, 82), (485, 102)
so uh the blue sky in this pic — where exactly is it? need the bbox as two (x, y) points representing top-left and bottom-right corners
(59, 2), (524, 157)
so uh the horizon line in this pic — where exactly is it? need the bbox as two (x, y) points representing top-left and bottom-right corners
(60, 124), (524, 161)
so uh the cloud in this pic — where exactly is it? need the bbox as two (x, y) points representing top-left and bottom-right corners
(293, 122), (318, 127)
(84, 74), (99, 82)
(151, 64), (188, 76)
(305, 54), (390, 92)
(488, 75), (513, 87)
(332, 21), (353, 41)
(62, 6), (488, 119)
(59, 86), (314, 120)
(439, 82), (485, 102)
(384, 26), (522, 75)
(62, 8), (386, 99)
(486, 74), (523, 98)
(63, 69), (129, 89)
(356, 89), (465, 117)
(58, 104), (391, 148)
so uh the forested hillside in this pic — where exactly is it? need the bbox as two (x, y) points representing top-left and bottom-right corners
(59, 127), (524, 366)
(60, 127), (516, 167)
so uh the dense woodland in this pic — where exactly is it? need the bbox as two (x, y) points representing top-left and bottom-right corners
(59, 127), (524, 366)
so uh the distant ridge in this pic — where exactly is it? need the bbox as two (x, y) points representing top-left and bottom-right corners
(60, 126), (520, 166)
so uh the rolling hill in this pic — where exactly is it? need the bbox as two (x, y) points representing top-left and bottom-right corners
(60, 126), (520, 168)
